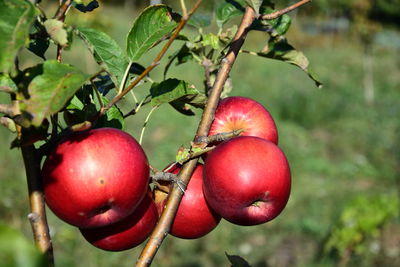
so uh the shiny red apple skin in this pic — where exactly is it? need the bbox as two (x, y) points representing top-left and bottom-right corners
(80, 194), (158, 251)
(157, 163), (221, 239)
(209, 96), (278, 144)
(42, 128), (150, 228)
(203, 136), (291, 226)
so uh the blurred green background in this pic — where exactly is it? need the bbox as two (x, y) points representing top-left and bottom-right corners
(1, 0), (399, 266)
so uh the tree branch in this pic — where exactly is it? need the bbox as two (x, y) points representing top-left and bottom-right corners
(136, 6), (256, 267)
(260, 0), (312, 20)
(21, 145), (54, 266)
(194, 129), (244, 144)
(0, 102), (20, 117)
(53, 0), (72, 20)
(99, 0), (203, 117)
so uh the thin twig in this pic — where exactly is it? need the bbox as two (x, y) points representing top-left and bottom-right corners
(56, 45), (63, 62)
(99, 0), (203, 117)
(0, 103), (19, 116)
(123, 95), (151, 118)
(54, 0), (71, 64)
(151, 172), (178, 184)
(194, 129), (243, 144)
(180, 0), (188, 18)
(119, 61), (133, 94)
(139, 105), (159, 145)
(21, 146), (54, 266)
(91, 79), (104, 109)
(53, 0), (72, 20)
(0, 85), (15, 94)
(260, 0), (312, 20)
(136, 6), (256, 267)
(130, 91), (139, 105)
(149, 164), (159, 174)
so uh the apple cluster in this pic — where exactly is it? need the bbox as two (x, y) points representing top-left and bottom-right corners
(41, 128), (157, 251)
(157, 96), (291, 239)
(40, 96), (291, 251)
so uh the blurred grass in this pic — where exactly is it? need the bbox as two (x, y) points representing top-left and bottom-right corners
(1, 4), (400, 267)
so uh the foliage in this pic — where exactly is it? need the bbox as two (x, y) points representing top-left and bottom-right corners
(0, 224), (46, 267)
(324, 194), (399, 259)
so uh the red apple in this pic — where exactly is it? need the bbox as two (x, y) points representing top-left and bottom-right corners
(208, 96), (278, 144)
(156, 163), (221, 239)
(42, 128), (149, 228)
(203, 136), (291, 226)
(79, 193), (158, 251)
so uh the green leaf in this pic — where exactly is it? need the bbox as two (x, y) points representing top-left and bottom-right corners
(44, 19), (68, 47)
(73, 0), (99, 13)
(21, 60), (89, 126)
(0, 223), (47, 267)
(216, 0), (245, 28)
(169, 101), (195, 116)
(127, 5), (178, 61)
(225, 252), (251, 267)
(188, 13), (211, 29)
(65, 87), (124, 130)
(324, 194), (399, 257)
(0, 0), (37, 73)
(254, 7), (292, 35)
(150, 78), (204, 108)
(0, 74), (17, 93)
(96, 97), (125, 130)
(176, 146), (190, 163)
(202, 33), (221, 50)
(77, 27), (129, 87)
(246, 0), (263, 15)
(169, 92), (207, 116)
(163, 43), (195, 78)
(257, 38), (323, 88)
(272, 14), (292, 36)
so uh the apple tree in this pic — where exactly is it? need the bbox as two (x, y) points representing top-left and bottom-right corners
(0, 0), (321, 266)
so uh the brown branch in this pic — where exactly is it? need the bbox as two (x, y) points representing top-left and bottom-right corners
(0, 86), (15, 93)
(56, 45), (63, 62)
(21, 145), (54, 266)
(53, 0), (72, 20)
(136, 6), (256, 267)
(194, 129), (244, 144)
(54, 0), (71, 64)
(99, 0), (203, 117)
(0, 102), (19, 117)
(260, 0), (312, 20)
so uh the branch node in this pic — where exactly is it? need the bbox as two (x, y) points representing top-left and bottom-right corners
(28, 212), (40, 223)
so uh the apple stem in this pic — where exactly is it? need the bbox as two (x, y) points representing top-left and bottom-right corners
(21, 145), (54, 266)
(136, 6), (256, 267)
